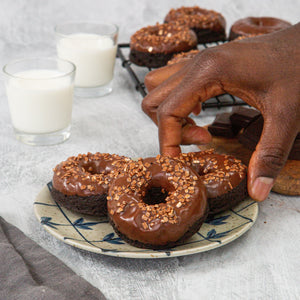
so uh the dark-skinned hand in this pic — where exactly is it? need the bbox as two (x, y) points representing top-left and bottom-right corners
(142, 23), (300, 202)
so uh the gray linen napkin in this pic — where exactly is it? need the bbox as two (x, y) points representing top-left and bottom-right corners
(0, 216), (106, 300)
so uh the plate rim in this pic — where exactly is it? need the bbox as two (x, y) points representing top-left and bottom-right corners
(34, 185), (258, 259)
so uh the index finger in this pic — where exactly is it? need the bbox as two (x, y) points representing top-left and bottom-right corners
(142, 59), (193, 124)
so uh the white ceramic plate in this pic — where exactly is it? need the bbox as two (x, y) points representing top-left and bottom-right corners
(34, 183), (258, 259)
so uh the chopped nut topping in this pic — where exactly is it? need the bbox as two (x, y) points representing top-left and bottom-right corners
(52, 152), (132, 195)
(130, 23), (197, 53)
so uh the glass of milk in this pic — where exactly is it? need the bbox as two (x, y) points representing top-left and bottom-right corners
(55, 22), (118, 97)
(3, 58), (75, 146)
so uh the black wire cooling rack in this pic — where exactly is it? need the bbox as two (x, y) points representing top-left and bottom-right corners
(117, 42), (247, 110)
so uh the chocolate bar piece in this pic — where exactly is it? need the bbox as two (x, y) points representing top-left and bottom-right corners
(238, 115), (300, 160)
(208, 112), (239, 138)
(230, 107), (260, 129)
(208, 108), (261, 139)
(238, 115), (264, 150)
(208, 108), (299, 160)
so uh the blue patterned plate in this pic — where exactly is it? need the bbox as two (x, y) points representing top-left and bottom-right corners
(33, 183), (258, 259)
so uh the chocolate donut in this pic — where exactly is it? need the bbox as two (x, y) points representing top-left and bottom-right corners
(51, 152), (131, 216)
(107, 155), (208, 249)
(167, 49), (200, 65)
(129, 23), (197, 68)
(234, 33), (262, 41)
(229, 17), (292, 41)
(176, 150), (248, 216)
(164, 6), (226, 43)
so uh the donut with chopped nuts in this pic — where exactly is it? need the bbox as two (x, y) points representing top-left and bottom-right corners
(167, 49), (200, 65)
(164, 6), (226, 43)
(129, 23), (197, 68)
(51, 152), (131, 216)
(107, 155), (208, 249)
(233, 33), (262, 41)
(229, 17), (291, 41)
(176, 150), (248, 216)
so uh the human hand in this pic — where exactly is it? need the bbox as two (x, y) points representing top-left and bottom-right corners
(142, 23), (300, 202)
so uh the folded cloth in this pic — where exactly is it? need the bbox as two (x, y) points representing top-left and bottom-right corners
(0, 216), (106, 300)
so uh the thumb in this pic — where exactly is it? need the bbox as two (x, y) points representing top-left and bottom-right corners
(247, 113), (298, 201)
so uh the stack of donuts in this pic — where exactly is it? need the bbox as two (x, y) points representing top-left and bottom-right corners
(51, 150), (248, 249)
(129, 5), (292, 69)
(129, 6), (226, 68)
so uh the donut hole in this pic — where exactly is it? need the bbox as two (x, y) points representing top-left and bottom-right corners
(143, 187), (169, 205)
(81, 161), (109, 175)
(251, 18), (276, 28)
(83, 164), (98, 174)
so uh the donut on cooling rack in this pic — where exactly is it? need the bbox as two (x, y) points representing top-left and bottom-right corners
(176, 150), (248, 216)
(129, 23), (197, 68)
(107, 155), (208, 249)
(164, 6), (226, 43)
(167, 49), (200, 65)
(51, 152), (131, 217)
(229, 17), (292, 41)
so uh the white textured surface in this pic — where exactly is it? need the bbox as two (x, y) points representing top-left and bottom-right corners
(0, 1), (299, 299)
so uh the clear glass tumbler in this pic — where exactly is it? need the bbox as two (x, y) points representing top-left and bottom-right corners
(55, 22), (119, 97)
(3, 57), (75, 146)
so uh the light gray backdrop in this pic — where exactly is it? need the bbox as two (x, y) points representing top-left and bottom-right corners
(0, 1), (299, 299)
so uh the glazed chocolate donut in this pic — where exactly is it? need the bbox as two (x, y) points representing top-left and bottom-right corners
(234, 33), (262, 41)
(107, 155), (208, 249)
(176, 150), (248, 216)
(229, 17), (291, 41)
(167, 49), (200, 65)
(51, 152), (131, 216)
(164, 6), (226, 43)
(129, 23), (197, 68)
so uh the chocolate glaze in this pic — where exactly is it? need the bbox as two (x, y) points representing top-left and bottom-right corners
(107, 156), (207, 247)
(130, 23), (197, 54)
(229, 17), (291, 40)
(52, 152), (131, 197)
(177, 150), (247, 199)
(164, 6), (226, 42)
(109, 209), (208, 250)
(207, 176), (248, 216)
(167, 49), (200, 65)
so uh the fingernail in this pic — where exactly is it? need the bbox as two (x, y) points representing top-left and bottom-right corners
(251, 177), (274, 201)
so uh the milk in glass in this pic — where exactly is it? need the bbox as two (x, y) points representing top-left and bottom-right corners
(57, 33), (117, 87)
(6, 69), (73, 134)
